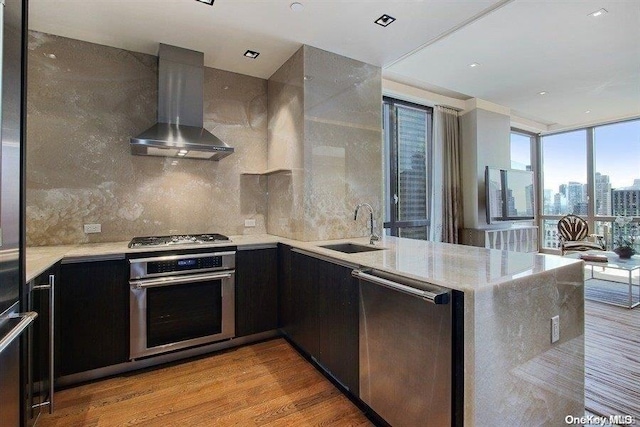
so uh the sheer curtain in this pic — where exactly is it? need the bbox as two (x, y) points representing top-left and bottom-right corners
(431, 106), (461, 243)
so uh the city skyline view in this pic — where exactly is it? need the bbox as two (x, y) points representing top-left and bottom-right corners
(511, 119), (639, 250)
(542, 120), (640, 192)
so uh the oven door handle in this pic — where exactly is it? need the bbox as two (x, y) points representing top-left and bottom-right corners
(130, 272), (233, 289)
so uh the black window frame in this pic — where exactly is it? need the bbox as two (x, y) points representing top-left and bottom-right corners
(383, 96), (433, 238)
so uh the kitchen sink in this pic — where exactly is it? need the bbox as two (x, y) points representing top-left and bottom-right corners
(318, 243), (385, 254)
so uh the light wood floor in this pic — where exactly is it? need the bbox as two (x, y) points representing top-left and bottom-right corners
(38, 339), (374, 427)
(38, 299), (640, 426)
(585, 298), (640, 418)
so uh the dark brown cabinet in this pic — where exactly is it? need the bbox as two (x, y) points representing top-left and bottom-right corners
(316, 260), (359, 394)
(280, 248), (359, 394)
(278, 244), (294, 336)
(235, 248), (278, 337)
(57, 258), (129, 377)
(286, 250), (320, 357)
(25, 264), (59, 425)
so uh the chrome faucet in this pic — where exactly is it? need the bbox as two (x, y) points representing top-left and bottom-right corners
(354, 203), (379, 245)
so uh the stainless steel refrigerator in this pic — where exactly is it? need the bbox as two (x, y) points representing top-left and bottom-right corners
(0, 0), (29, 425)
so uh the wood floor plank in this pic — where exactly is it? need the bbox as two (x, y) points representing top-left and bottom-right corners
(38, 339), (373, 427)
(585, 299), (640, 418)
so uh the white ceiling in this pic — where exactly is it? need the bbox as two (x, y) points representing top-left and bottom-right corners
(386, 0), (640, 128)
(29, 0), (640, 130)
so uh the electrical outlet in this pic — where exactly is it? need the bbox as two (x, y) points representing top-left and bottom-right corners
(551, 315), (560, 343)
(244, 219), (256, 228)
(84, 223), (101, 234)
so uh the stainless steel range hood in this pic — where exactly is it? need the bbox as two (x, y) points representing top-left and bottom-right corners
(130, 44), (233, 161)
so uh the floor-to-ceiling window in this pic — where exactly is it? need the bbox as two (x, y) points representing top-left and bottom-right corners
(539, 119), (640, 251)
(510, 130), (534, 171)
(383, 97), (433, 240)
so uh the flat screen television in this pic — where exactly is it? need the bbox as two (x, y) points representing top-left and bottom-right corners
(485, 166), (535, 223)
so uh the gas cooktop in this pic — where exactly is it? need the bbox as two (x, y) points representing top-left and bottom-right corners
(128, 233), (231, 248)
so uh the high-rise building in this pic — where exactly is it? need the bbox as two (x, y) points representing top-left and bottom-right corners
(487, 178), (502, 220)
(543, 189), (553, 213)
(567, 182), (584, 214)
(594, 173), (612, 215)
(553, 193), (567, 215)
(505, 189), (516, 217)
(612, 185), (640, 216)
(573, 201), (588, 215)
(543, 222), (560, 249)
(612, 181), (640, 250)
(558, 184), (567, 197)
(525, 184), (534, 216)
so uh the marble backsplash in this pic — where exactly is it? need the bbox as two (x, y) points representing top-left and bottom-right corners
(26, 32), (268, 245)
(267, 45), (383, 241)
(302, 46), (382, 242)
(27, 33), (382, 245)
(267, 47), (306, 240)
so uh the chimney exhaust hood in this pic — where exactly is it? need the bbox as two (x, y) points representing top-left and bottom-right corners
(130, 44), (233, 161)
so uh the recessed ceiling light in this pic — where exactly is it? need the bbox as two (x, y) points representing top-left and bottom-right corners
(375, 14), (396, 27)
(585, 110), (591, 114)
(589, 8), (607, 17)
(469, 62), (480, 68)
(244, 50), (260, 59)
(178, 149), (188, 154)
(195, 0), (214, 5)
(539, 91), (547, 95)
(290, 2), (304, 12)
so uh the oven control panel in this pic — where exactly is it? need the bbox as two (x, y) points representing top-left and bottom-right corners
(147, 256), (222, 274)
(129, 251), (235, 280)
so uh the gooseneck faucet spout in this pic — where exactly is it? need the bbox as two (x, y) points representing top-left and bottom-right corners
(354, 203), (380, 245)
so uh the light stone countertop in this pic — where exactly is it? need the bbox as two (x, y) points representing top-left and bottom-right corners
(25, 234), (284, 282)
(26, 233), (586, 425)
(26, 233), (581, 293)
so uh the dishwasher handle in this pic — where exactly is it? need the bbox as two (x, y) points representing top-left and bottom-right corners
(352, 270), (450, 305)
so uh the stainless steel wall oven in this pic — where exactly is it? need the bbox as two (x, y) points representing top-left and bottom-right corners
(128, 250), (235, 359)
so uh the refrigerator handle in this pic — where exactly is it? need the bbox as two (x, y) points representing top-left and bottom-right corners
(0, 312), (37, 355)
(31, 274), (55, 413)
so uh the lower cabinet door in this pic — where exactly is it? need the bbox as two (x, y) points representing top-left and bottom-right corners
(286, 251), (358, 395)
(316, 259), (359, 395)
(235, 248), (278, 337)
(57, 259), (129, 377)
(288, 252), (320, 357)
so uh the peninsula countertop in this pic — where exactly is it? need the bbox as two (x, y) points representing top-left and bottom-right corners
(25, 234), (585, 426)
(26, 234), (581, 293)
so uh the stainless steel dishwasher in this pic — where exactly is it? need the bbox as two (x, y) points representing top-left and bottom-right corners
(354, 269), (452, 427)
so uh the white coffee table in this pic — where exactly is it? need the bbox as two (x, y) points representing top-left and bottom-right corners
(566, 251), (640, 309)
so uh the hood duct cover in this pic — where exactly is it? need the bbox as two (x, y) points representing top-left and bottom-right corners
(130, 44), (233, 161)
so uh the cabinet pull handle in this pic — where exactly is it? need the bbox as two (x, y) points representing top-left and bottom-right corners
(31, 274), (55, 413)
(48, 274), (55, 413)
